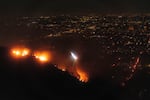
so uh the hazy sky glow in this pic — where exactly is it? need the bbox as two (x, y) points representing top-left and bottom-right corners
(0, 0), (150, 15)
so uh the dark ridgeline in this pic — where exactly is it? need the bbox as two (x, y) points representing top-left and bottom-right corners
(0, 46), (150, 100)
(0, 46), (119, 100)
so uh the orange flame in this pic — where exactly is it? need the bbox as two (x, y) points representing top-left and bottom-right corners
(56, 65), (89, 83)
(34, 51), (51, 63)
(76, 68), (89, 82)
(11, 48), (30, 57)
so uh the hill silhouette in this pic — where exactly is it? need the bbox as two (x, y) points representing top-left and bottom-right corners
(0, 46), (119, 100)
(1, 46), (149, 100)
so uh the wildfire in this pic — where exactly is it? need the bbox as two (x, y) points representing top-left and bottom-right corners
(56, 65), (89, 83)
(11, 48), (30, 57)
(10, 47), (89, 83)
(76, 68), (89, 83)
(34, 51), (51, 63)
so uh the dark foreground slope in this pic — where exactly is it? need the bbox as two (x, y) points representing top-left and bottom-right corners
(0, 46), (150, 100)
(0, 46), (117, 100)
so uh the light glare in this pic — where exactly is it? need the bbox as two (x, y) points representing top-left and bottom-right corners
(71, 52), (78, 60)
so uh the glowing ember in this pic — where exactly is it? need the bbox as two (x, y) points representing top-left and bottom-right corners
(57, 65), (67, 72)
(61, 68), (66, 72)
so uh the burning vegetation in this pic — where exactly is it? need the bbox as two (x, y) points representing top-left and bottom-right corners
(9, 45), (142, 85)
(11, 48), (30, 57)
(57, 65), (89, 83)
(33, 51), (52, 63)
(76, 68), (89, 82)
(10, 47), (89, 83)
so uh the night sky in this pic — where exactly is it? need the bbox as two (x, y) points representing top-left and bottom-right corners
(0, 0), (150, 15)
